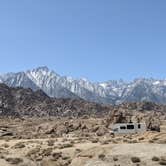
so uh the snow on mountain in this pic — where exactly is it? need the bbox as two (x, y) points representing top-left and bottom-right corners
(26, 66), (78, 99)
(100, 83), (107, 89)
(57, 76), (110, 103)
(1, 66), (166, 104)
(1, 72), (39, 90)
(0, 76), (3, 83)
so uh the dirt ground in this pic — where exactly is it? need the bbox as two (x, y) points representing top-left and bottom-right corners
(0, 118), (165, 166)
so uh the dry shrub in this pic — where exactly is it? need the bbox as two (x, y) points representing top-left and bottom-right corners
(131, 156), (141, 163)
(58, 143), (73, 149)
(13, 142), (25, 149)
(6, 157), (23, 164)
(26, 147), (40, 158)
(98, 154), (105, 160)
(113, 156), (118, 161)
(152, 156), (160, 161)
(51, 152), (62, 160)
(47, 139), (55, 146)
(1, 143), (9, 148)
(159, 161), (166, 165)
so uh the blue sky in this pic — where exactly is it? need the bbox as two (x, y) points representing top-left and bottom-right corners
(0, 0), (166, 82)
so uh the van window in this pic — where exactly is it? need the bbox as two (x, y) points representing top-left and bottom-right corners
(127, 125), (134, 129)
(138, 124), (141, 129)
(120, 126), (126, 130)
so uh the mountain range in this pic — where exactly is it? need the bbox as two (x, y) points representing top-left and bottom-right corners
(0, 66), (166, 104)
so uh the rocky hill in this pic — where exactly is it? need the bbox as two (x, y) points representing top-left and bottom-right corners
(0, 83), (112, 118)
(0, 83), (166, 119)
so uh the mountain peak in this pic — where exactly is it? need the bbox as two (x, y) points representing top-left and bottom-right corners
(80, 77), (89, 82)
(34, 66), (49, 72)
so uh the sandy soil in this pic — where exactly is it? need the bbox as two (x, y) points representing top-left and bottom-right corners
(0, 118), (165, 166)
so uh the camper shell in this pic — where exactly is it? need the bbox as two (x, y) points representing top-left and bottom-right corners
(111, 123), (146, 134)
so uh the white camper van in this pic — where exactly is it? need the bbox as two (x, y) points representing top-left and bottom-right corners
(111, 123), (146, 134)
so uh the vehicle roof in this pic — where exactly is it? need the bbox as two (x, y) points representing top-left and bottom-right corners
(112, 123), (146, 125)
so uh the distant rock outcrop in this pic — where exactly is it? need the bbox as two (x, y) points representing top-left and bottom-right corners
(0, 83), (112, 118)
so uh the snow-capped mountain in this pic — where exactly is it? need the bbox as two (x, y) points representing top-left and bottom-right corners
(1, 66), (166, 104)
(26, 67), (80, 99)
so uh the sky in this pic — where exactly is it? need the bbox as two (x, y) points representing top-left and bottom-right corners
(0, 0), (166, 82)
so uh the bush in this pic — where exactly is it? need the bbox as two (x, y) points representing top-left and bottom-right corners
(159, 161), (166, 165)
(1, 143), (9, 148)
(98, 154), (105, 160)
(13, 142), (25, 149)
(113, 156), (118, 161)
(160, 156), (166, 161)
(152, 156), (160, 161)
(47, 139), (55, 146)
(58, 143), (73, 149)
(6, 157), (23, 164)
(131, 156), (141, 163)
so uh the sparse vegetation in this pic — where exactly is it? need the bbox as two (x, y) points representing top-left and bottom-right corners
(1, 143), (9, 148)
(51, 152), (62, 160)
(113, 156), (118, 161)
(152, 156), (160, 161)
(159, 161), (166, 165)
(131, 156), (141, 163)
(47, 139), (55, 146)
(6, 157), (23, 164)
(98, 154), (105, 160)
(58, 143), (73, 149)
(13, 142), (25, 149)
(0, 115), (165, 166)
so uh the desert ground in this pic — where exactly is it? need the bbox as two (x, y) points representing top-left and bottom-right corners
(0, 118), (165, 166)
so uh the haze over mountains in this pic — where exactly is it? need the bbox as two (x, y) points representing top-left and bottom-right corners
(0, 66), (166, 104)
